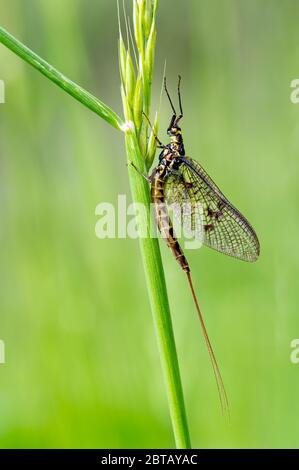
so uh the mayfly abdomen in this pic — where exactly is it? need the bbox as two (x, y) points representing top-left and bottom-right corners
(151, 174), (190, 272)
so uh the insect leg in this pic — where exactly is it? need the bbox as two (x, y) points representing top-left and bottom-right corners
(128, 161), (151, 182)
(142, 112), (165, 149)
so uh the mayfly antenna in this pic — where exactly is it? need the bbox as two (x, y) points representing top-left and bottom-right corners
(164, 77), (177, 116)
(177, 75), (183, 121)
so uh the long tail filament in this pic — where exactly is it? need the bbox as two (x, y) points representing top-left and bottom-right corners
(186, 270), (229, 417)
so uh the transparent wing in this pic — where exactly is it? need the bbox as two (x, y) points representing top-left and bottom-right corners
(163, 170), (204, 245)
(164, 156), (260, 262)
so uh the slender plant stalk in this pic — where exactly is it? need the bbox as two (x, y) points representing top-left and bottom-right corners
(0, 0), (191, 448)
(125, 130), (190, 448)
(119, 1), (190, 448)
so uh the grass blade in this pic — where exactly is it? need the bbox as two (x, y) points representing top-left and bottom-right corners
(0, 26), (123, 131)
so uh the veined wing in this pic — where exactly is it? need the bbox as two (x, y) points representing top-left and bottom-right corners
(164, 156), (260, 262)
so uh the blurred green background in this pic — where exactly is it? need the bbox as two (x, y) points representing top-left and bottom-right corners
(1, 0), (299, 449)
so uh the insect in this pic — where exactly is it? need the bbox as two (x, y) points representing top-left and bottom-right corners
(131, 76), (260, 414)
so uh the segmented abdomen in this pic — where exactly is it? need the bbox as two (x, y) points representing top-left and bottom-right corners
(151, 173), (189, 272)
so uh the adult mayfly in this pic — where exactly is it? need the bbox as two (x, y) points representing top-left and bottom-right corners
(131, 77), (260, 414)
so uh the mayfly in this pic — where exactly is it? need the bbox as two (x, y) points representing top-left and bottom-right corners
(131, 77), (260, 414)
